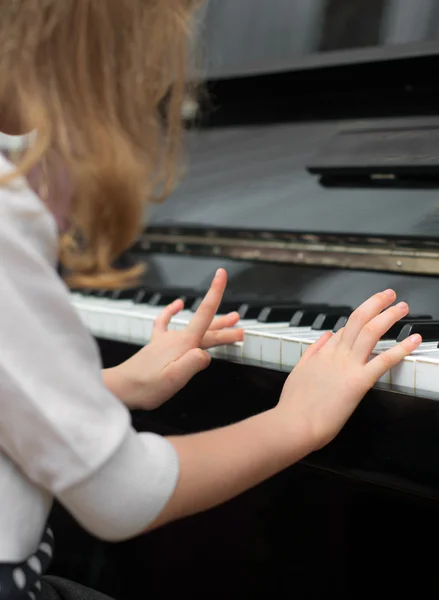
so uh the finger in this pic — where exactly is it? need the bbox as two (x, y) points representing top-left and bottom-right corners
(201, 328), (244, 349)
(209, 312), (241, 331)
(366, 334), (422, 381)
(341, 289), (396, 348)
(186, 268), (227, 339)
(352, 301), (409, 359)
(152, 299), (184, 336)
(164, 348), (211, 390)
(300, 331), (333, 364)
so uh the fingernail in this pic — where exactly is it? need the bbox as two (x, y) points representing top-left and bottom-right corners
(397, 301), (408, 310)
(410, 334), (422, 344)
(384, 289), (395, 297)
(215, 268), (222, 278)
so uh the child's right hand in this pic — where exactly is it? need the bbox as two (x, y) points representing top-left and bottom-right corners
(276, 289), (422, 453)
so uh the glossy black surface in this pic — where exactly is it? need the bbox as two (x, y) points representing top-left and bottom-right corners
(47, 338), (439, 598)
(115, 347), (439, 500)
(397, 320), (439, 342)
(290, 305), (352, 327)
(312, 309), (352, 330)
(380, 315), (432, 339)
(258, 303), (327, 323)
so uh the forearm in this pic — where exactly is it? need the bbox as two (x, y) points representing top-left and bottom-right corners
(148, 408), (313, 530)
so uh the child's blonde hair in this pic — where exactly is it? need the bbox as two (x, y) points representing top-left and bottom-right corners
(0, 0), (200, 288)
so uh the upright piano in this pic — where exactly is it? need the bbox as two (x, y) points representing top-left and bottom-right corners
(53, 3), (439, 597)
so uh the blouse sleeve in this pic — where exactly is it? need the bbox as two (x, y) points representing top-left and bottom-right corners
(0, 161), (179, 541)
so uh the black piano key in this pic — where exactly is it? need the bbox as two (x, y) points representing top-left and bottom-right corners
(397, 321), (439, 342)
(333, 315), (348, 332)
(229, 298), (288, 319)
(133, 288), (155, 304)
(149, 292), (200, 308)
(133, 287), (199, 306)
(332, 313), (432, 335)
(237, 304), (269, 319)
(190, 299), (243, 314)
(110, 288), (141, 300)
(258, 303), (329, 323)
(92, 289), (107, 297)
(291, 305), (352, 328)
(74, 288), (92, 296)
(190, 297), (270, 316)
(311, 307), (353, 330)
(380, 316), (432, 340)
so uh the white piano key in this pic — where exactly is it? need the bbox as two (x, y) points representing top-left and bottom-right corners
(226, 341), (244, 362)
(390, 356), (416, 394)
(169, 310), (194, 330)
(71, 293), (439, 402)
(85, 305), (107, 338)
(242, 324), (301, 364)
(209, 346), (227, 359)
(262, 327), (316, 367)
(280, 337), (303, 371)
(414, 352), (439, 399)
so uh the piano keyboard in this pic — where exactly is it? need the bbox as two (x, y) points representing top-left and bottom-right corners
(70, 289), (439, 402)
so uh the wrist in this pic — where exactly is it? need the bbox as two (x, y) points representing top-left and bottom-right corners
(102, 366), (139, 410)
(268, 406), (316, 464)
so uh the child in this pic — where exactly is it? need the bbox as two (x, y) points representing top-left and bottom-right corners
(0, 2), (421, 599)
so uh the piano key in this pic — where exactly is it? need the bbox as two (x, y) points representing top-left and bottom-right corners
(379, 315), (432, 339)
(243, 324), (305, 364)
(414, 352), (439, 400)
(258, 304), (328, 323)
(110, 288), (142, 301)
(269, 313), (352, 369)
(261, 328), (315, 366)
(287, 305), (351, 329)
(191, 298), (237, 313)
(133, 288), (155, 304)
(396, 321), (439, 343)
(332, 313), (432, 335)
(281, 330), (331, 371)
(225, 319), (296, 363)
(70, 292), (439, 402)
(237, 304), (268, 319)
(244, 324), (319, 367)
(149, 289), (201, 308)
(333, 315), (348, 332)
(191, 297), (270, 319)
(311, 308), (353, 331)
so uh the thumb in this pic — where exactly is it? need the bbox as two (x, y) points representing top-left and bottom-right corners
(164, 348), (211, 391)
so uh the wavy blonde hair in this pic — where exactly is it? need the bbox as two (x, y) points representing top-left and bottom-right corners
(0, 0), (200, 288)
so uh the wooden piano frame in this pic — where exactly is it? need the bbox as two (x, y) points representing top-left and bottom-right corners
(139, 224), (439, 276)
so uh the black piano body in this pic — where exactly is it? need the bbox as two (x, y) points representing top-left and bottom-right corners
(50, 16), (439, 598)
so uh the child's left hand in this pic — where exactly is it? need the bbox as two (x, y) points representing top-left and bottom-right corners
(103, 269), (243, 410)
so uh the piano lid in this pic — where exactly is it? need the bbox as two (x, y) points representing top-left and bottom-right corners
(147, 115), (439, 238)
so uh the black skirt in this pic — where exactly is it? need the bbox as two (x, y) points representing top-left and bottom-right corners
(0, 528), (113, 600)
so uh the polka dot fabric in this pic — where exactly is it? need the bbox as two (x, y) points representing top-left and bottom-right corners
(0, 527), (54, 600)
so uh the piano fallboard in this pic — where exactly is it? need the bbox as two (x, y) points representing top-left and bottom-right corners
(98, 337), (439, 504)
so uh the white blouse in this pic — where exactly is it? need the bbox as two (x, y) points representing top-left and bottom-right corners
(0, 154), (179, 562)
